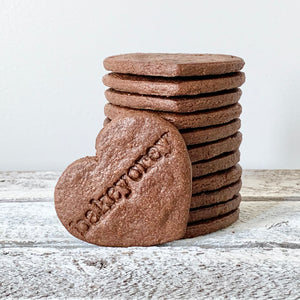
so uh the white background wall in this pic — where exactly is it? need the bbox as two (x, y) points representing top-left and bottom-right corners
(1, 0), (300, 171)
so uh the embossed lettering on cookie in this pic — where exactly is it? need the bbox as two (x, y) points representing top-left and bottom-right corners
(54, 112), (192, 247)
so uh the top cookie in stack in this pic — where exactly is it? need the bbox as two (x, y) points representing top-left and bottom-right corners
(103, 53), (244, 77)
(102, 53), (245, 238)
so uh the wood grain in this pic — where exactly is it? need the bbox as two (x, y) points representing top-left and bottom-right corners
(1, 247), (299, 299)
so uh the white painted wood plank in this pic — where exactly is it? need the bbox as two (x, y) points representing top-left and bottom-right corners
(0, 171), (57, 202)
(1, 201), (299, 249)
(1, 247), (299, 299)
(1, 170), (299, 202)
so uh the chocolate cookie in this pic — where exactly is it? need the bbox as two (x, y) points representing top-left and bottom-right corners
(192, 150), (240, 177)
(188, 132), (242, 163)
(188, 194), (241, 223)
(191, 180), (242, 209)
(55, 112), (192, 247)
(184, 209), (239, 238)
(192, 164), (242, 194)
(104, 103), (242, 129)
(103, 72), (245, 96)
(103, 117), (110, 127)
(181, 119), (241, 145)
(105, 88), (242, 113)
(104, 118), (241, 146)
(104, 53), (245, 77)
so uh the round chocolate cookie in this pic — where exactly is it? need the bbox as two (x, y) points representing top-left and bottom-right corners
(104, 53), (245, 77)
(103, 72), (245, 97)
(104, 103), (242, 129)
(104, 118), (241, 146)
(181, 119), (241, 145)
(188, 194), (241, 223)
(55, 112), (192, 247)
(188, 132), (242, 163)
(192, 164), (242, 194)
(184, 209), (239, 239)
(105, 88), (242, 113)
(191, 180), (242, 209)
(192, 150), (240, 177)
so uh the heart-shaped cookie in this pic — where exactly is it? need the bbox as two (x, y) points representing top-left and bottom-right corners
(55, 111), (192, 247)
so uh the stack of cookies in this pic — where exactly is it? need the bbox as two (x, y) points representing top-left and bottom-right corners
(102, 53), (245, 239)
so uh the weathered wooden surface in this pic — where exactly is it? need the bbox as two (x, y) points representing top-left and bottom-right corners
(1, 169), (299, 202)
(241, 169), (300, 201)
(1, 248), (299, 299)
(1, 201), (299, 249)
(0, 170), (300, 299)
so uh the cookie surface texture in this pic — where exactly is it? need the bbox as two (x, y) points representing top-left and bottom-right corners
(184, 209), (239, 238)
(192, 164), (242, 194)
(192, 150), (240, 177)
(191, 180), (242, 208)
(188, 132), (242, 163)
(103, 72), (245, 96)
(181, 119), (241, 145)
(188, 194), (241, 223)
(105, 88), (242, 113)
(103, 53), (245, 77)
(55, 112), (192, 247)
(104, 103), (242, 129)
(104, 118), (242, 146)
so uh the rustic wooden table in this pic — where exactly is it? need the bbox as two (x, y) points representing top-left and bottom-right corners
(0, 170), (299, 299)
